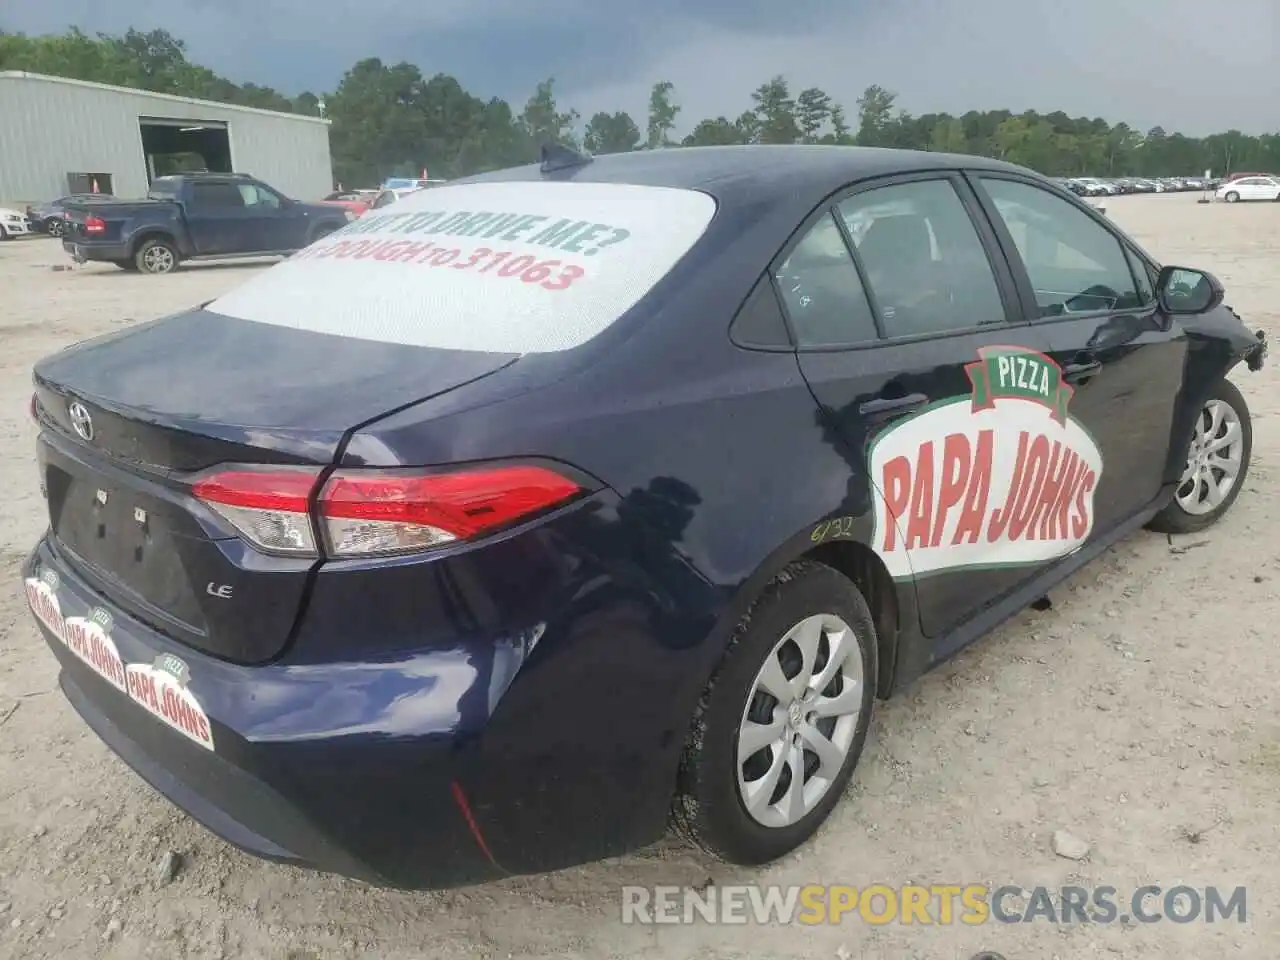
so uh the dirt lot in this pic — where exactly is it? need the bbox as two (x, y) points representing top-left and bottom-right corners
(0, 195), (1277, 959)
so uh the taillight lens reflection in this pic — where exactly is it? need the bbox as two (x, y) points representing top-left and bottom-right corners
(192, 464), (582, 559)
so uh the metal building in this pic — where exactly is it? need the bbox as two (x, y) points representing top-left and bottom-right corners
(0, 71), (333, 204)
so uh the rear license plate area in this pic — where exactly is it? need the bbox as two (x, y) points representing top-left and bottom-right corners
(40, 450), (205, 631)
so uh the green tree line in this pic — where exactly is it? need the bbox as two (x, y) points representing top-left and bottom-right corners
(4, 27), (1279, 189)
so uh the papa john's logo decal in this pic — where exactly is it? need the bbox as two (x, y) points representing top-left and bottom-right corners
(63, 607), (128, 693)
(24, 570), (215, 751)
(870, 346), (1103, 580)
(125, 655), (215, 751)
(24, 569), (66, 639)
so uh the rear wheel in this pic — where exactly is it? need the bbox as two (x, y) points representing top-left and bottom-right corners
(674, 561), (877, 864)
(135, 238), (178, 275)
(0, 224), (8, 241)
(48, 220), (64, 238)
(1225, 191), (1240, 203)
(1148, 378), (1252, 534)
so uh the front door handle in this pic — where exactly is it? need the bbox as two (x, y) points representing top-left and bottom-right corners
(859, 392), (929, 422)
(1063, 359), (1102, 383)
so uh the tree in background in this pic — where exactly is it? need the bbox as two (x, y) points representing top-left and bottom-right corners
(584, 111), (642, 154)
(855, 84), (898, 147)
(646, 81), (679, 149)
(521, 77), (580, 151)
(2, 27), (1278, 188)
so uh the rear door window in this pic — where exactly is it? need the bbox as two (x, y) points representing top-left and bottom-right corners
(208, 181), (718, 353)
(774, 212), (879, 346)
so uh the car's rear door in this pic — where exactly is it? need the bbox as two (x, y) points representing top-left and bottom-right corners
(966, 172), (1187, 535)
(183, 180), (250, 255)
(788, 171), (1082, 641)
(236, 181), (299, 250)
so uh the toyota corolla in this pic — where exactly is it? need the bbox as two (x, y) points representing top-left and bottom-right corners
(22, 144), (1267, 889)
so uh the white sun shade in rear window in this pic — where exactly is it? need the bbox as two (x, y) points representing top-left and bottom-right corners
(207, 180), (718, 353)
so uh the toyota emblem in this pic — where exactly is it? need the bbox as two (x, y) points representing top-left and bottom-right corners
(68, 401), (94, 442)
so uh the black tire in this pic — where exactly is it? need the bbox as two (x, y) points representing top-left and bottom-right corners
(47, 220), (63, 238)
(0, 224), (8, 241)
(1225, 191), (1240, 203)
(673, 560), (878, 865)
(1148, 377), (1252, 535)
(134, 237), (179, 275)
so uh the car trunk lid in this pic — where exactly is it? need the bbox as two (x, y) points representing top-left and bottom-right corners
(33, 308), (517, 663)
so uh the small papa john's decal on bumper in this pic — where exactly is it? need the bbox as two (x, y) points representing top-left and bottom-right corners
(126, 657), (214, 751)
(24, 572), (215, 751)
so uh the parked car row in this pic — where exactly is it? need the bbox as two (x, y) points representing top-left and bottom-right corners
(1054, 176), (1220, 197)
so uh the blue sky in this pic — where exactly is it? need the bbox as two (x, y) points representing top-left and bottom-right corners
(4, 0), (1276, 135)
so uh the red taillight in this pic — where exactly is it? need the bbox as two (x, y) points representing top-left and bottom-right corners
(84, 216), (106, 235)
(192, 466), (321, 556)
(192, 464), (581, 558)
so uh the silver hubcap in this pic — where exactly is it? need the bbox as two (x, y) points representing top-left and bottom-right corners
(1176, 398), (1243, 515)
(144, 246), (174, 272)
(736, 614), (864, 828)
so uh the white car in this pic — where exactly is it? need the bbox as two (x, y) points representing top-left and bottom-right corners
(1217, 176), (1280, 203)
(366, 186), (427, 211)
(0, 207), (32, 239)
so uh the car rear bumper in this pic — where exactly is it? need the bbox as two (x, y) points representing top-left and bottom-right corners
(22, 505), (717, 888)
(24, 536), (503, 887)
(63, 239), (129, 262)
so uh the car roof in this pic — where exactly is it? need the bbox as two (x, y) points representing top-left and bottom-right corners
(459, 145), (1035, 214)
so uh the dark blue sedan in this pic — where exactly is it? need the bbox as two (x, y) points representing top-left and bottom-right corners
(21, 145), (1267, 888)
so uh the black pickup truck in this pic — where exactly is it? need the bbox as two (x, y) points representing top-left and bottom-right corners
(61, 172), (352, 274)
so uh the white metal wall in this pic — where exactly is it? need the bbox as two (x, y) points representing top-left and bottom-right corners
(0, 73), (333, 203)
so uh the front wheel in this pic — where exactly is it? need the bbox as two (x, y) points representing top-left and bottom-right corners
(135, 238), (179, 275)
(1225, 191), (1240, 203)
(1148, 377), (1252, 535)
(673, 561), (877, 865)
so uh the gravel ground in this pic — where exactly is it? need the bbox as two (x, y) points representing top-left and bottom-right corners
(0, 194), (1277, 959)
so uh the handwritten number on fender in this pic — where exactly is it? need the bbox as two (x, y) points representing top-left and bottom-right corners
(810, 516), (855, 543)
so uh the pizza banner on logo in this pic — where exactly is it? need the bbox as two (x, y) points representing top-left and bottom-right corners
(870, 346), (1103, 580)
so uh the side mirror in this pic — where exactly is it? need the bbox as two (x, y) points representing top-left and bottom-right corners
(1156, 266), (1224, 315)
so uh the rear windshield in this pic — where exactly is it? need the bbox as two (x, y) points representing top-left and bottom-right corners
(147, 178), (180, 201)
(207, 180), (718, 353)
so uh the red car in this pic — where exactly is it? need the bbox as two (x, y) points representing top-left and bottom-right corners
(317, 190), (376, 218)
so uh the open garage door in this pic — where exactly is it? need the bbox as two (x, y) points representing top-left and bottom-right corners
(139, 117), (232, 183)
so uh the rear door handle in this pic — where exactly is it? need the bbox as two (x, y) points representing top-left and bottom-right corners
(858, 392), (929, 421)
(1063, 359), (1102, 383)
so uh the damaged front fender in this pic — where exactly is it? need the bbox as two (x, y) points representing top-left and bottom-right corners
(1181, 305), (1267, 373)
